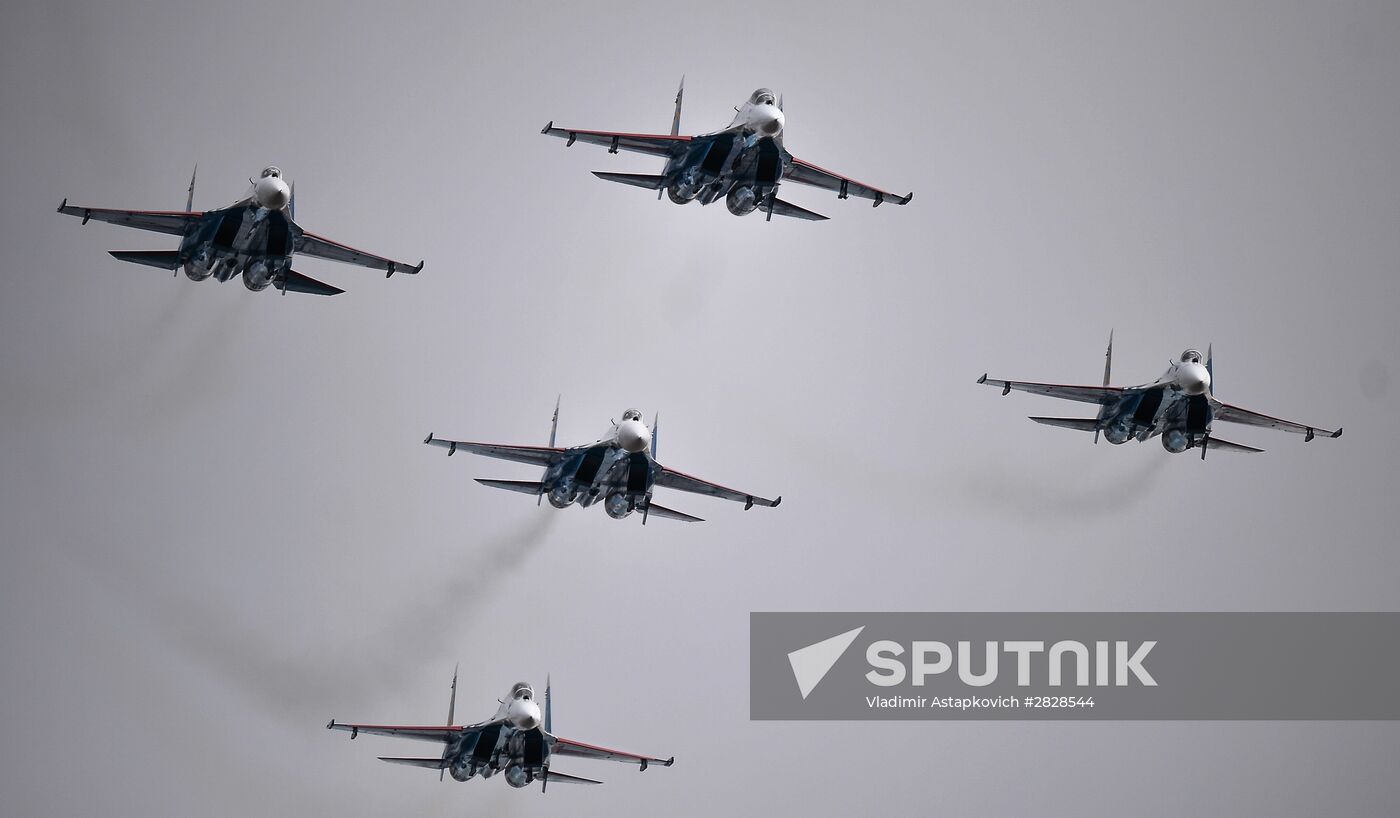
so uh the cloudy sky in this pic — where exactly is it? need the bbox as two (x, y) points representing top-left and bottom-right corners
(2, 1), (1398, 815)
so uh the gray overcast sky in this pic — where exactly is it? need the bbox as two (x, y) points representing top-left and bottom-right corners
(2, 1), (1398, 815)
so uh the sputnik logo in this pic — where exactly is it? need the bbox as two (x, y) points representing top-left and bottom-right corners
(787, 626), (865, 699)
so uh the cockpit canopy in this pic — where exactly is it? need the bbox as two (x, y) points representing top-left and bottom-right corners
(511, 682), (534, 700)
(1180, 349), (1203, 364)
(260, 166), (283, 179)
(621, 408), (643, 422)
(748, 88), (777, 106)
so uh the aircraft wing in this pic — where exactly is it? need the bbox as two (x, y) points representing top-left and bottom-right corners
(652, 465), (781, 509)
(550, 736), (674, 768)
(1211, 400), (1342, 440)
(378, 756), (449, 769)
(294, 229), (423, 276)
(643, 501), (704, 523)
(326, 720), (464, 743)
(541, 769), (603, 785)
(1199, 436), (1265, 455)
(57, 201), (201, 236)
(978, 374), (1127, 405)
(541, 122), (691, 158)
(424, 434), (567, 467)
(783, 157), (913, 206)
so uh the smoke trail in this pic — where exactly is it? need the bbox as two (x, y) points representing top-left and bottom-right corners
(101, 512), (559, 720)
(957, 451), (1170, 520)
(0, 282), (256, 424)
(140, 291), (257, 407)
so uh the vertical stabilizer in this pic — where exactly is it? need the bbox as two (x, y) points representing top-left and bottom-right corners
(1103, 329), (1114, 387)
(549, 396), (561, 448)
(670, 76), (685, 136)
(541, 397), (561, 506)
(446, 664), (458, 726)
(540, 675), (554, 793)
(440, 664), (459, 781)
(544, 676), (552, 733)
(661, 76), (685, 200)
(1095, 330), (1113, 444)
(185, 164), (197, 212)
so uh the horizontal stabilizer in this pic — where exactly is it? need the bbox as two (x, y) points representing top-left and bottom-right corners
(378, 757), (448, 769)
(108, 250), (181, 270)
(1200, 436), (1264, 455)
(544, 769), (604, 785)
(644, 502), (704, 523)
(475, 478), (545, 496)
(279, 269), (344, 296)
(767, 198), (828, 221)
(592, 172), (666, 190)
(1029, 417), (1101, 432)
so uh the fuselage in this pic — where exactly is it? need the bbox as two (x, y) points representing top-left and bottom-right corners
(179, 166), (298, 291)
(662, 89), (791, 215)
(446, 683), (552, 787)
(1099, 350), (1215, 452)
(542, 409), (656, 518)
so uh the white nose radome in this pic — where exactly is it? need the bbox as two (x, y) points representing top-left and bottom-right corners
(255, 176), (290, 210)
(1179, 363), (1211, 396)
(509, 699), (541, 731)
(757, 105), (784, 135)
(616, 420), (651, 454)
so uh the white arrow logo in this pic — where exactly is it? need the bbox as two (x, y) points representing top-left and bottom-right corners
(787, 626), (865, 699)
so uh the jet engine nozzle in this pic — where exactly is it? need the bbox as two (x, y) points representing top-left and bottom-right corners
(616, 419), (651, 453)
(604, 491), (634, 520)
(1162, 428), (1191, 453)
(254, 175), (291, 211)
(504, 764), (531, 788)
(1103, 423), (1132, 445)
(242, 261), (275, 291)
(548, 483), (579, 509)
(449, 761), (475, 782)
(508, 698), (541, 731)
(1177, 362), (1211, 396)
(726, 186), (759, 216)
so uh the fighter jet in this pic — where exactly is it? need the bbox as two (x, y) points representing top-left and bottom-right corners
(541, 80), (912, 221)
(329, 673), (673, 790)
(424, 400), (781, 522)
(978, 334), (1343, 458)
(57, 166), (422, 295)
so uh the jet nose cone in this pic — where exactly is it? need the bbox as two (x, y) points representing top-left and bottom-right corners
(1179, 364), (1211, 396)
(511, 701), (541, 730)
(760, 107), (784, 135)
(617, 421), (651, 453)
(619, 430), (649, 453)
(255, 177), (290, 210)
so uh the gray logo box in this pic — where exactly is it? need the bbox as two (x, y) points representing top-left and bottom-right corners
(751, 613), (1400, 720)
